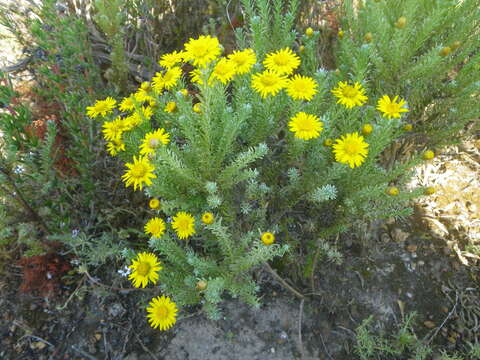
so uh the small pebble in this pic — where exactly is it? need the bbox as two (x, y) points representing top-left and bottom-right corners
(424, 320), (436, 329)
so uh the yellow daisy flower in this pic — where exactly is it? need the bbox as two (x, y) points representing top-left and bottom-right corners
(146, 296), (178, 331)
(193, 103), (202, 113)
(102, 117), (128, 142)
(183, 35), (222, 68)
(210, 57), (236, 84)
(286, 75), (318, 101)
(201, 212), (214, 225)
(135, 83), (155, 103)
(228, 48), (256, 75)
(127, 106), (154, 127)
(172, 211), (196, 239)
(423, 150), (435, 160)
(86, 97), (116, 118)
(332, 132), (369, 168)
(263, 48), (300, 75)
(119, 95), (136, 112)
(149, 198), (160, 209)
(288, 112), (323, 140)
(190, 69), (203, 85)
(106, 140), (125, 156)
(261, 232), (275, 245)
(164, 101), (177, 113)
(122, 156), (156, 191)
(251, 70), (288, 98)
(139, 128), (170, 156)
(128, 252), (162, 288)
(361, 124), (373, 136)
(159, 50), (185, 69)
(376, 95), (409, 119)
(144, 217), (166, 238)
(331, 81), (368, 108)
(152, 66), (182, 93)
(386, 186), (399, 196)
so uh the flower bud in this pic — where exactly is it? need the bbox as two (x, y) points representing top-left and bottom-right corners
(196, 280), (207, 291)
(439, 47), (451, 57)
(261, 232), (275, 245)
(403, 124), (413, 131)
(305, 27), (314, 37)
(149, 198), (160, 210)
(338, 29), (344, 39)
(362, 124), (373, 136)
(193, 103), (202, 113)
(299, 45), (305, 53)
(395, 16), (407, 29)
(364, 32), (373, 43)
(323, 138), (333, 147)
(424, 187), (436, 195)
(423, 150), (435, 160)
(451, 41), (461, 50)
(386, 186), (399, 196)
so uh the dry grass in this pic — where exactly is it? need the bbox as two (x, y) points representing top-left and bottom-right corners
(409, 136), (480, 265)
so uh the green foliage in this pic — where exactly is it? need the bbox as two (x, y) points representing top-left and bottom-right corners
(337, 0), (480, 148)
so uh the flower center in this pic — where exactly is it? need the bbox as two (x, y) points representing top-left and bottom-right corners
(131, 163), (148, 178)
(344, 141), (360, 155)
(297, 118), (313, 131)
(274, 55), (289, 66)
(194, 44), (208, 57)
(234, 56), (246, 66)
(386, 103), (399, 114)
(149, 138), (160, 148)
(342, 86), (358, 98)
(163, 72), (173, 82)
(137, 262), (151, 276)
(260, 75), (277, 87)
(155, 305), (169, 319)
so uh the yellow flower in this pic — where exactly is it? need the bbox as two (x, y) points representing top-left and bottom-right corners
(172, 211), (196, 239)
(361, 124), (373, 136)
(210, 57), (236, 84)
(423, 150), (435, 160)
(288, 112), (323, 140)
(299, 45), (305, 53)
(201, 212), (214, 225)
(331, 81), (368, 108)
(263, 47), (300, 75)
(86, 97), (116, 118)
(164, 101), (177, 113)
(179, 88), (189, 97)
(403, 124), (413, 131)
(144, 217), (166, 238)
(190, 69), (203, 85)
(149, 198), (160, 209)
(146, 296), (178, 331)
(106, 140), (125, 156)
(135, 85), (155, 103)
(119, 95), (136, 112)
(126, 106), (154, 127)
(193, 103), (202, 113)
(332, 132), (369, 168)
(183, 35), (222, 68)
(122, 156), (156, 191)
(364, 32), (373, 43)
(251, 70), (288, 98)
(102, 117), (128, 142)
(139, 128), (170, 156)
(261, 232), (275, 245)
(386, 186), (399, 196)
(159, 50), (185, 68)
(286, 75), (318, 101)
(305, 27), (314, 37)
(228, 48), (256, 75)
(376, 95), (409, 119)
(128, 252), (162, 288)
(152, 66), (182, 93)
(338, 29), (344, 39)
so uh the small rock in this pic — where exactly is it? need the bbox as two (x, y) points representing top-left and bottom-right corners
(108, 303), (126, 318)
(391, 228), (409, 242)
(441, 306), (449, 313)
(94, 333), (102, 342)
(418, 260), (425, 266)
(424, 320), (436, 329)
